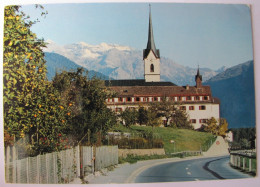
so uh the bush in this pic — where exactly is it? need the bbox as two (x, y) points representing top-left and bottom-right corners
(108, 136), (164, 149)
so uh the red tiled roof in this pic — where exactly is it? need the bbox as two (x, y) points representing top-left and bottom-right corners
(108, 85), (212, 97)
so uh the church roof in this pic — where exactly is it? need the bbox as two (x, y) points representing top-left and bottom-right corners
(105, 79), (176, 87)
(107, 85), (212, 97)
(143, 5), (160, 59)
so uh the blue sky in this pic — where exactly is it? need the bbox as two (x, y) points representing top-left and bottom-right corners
(21, 3), (253, 70)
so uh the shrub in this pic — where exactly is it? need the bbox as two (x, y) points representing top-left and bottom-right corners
(108, 136), (164, 149)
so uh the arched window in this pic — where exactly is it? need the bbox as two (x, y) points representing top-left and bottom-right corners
(150, 64), (154, 72)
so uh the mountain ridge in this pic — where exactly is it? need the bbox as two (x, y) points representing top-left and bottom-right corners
(205, 60), (255, 128)
(44, 41), (256, 129)
(43, 41), (221, 85)
(44, 52), (110, 80)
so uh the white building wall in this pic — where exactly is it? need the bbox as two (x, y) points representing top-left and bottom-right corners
(107, 98), (220, 130)
(184, 103), (220, 129)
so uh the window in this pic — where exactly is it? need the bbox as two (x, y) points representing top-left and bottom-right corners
(199, 119), (207, 123)
(108, 98), (114, 102)
(154, 97), (158, 101)
(180, 106), (186, 111)
(179, 96), (182, 101)
(115, 108), (122, 112)
(136, 97), (140, 102)
(189, 106), (195, 110)
(150, 64), (154, 72)
(118, 97), (123, 102)
(204, 96), (208, 100)
(190, 119), (196, 123)
(127, 97), (131, 102)
(187, 96), (191, 101)
(195, 96), (200, 101)
(199, 105), (206, 110)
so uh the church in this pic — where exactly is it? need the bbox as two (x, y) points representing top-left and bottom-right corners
(104, 7), (220, 129)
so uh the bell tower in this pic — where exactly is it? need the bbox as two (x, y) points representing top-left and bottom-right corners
(195, 66), (202, 88)
(143, 5), (160, 82)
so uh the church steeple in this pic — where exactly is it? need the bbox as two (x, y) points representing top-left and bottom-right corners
(143, 5), (160, 59)
(143, 5), (160, 82)
(195, 66), (202, 87)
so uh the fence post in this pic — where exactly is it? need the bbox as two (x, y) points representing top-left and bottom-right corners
(53, 153), (57, 184)
(46, 154), (49, 184)
(80, 146), (83, 178)
(12, 145), (17, 183)
(91, 146), (95, 174)
(5, 146), (10, 183)
(76, 145), (80, 178)
(27, 157), (29, 183)
(243, 157), (245, 170)
(93, 146), (96, 173)
(249, 159), (252, 172)
(37, 155), (40, 183)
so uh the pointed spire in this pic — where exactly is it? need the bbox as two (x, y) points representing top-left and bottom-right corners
(143, 4), (160, 59)
(196, 65), (201, 77)
(195, 65), (202, 87)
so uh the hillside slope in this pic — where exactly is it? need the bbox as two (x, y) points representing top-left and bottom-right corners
(205, 60), (255, 128)
(44, 52), (110, 80)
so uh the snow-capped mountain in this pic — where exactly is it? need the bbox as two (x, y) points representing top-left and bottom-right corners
(44, 41), (219, 85)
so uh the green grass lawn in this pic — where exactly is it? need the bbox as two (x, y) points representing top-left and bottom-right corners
(110, 124), (216, 154)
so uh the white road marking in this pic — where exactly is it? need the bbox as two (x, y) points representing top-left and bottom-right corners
(187, 172), (192, 175)
(195, 179), (200, 181)
(186, 167), (189, 170)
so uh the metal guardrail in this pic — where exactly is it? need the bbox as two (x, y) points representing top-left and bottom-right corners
(170, 151), (202, 157)
(229, 150), (256, 175)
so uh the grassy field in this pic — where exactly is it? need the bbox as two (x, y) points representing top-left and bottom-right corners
(110, 124), (217, 154)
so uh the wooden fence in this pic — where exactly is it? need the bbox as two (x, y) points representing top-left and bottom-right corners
(5, 145), (118, 184)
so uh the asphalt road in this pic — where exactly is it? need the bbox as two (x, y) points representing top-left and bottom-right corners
(135, 156), (253, 183)
(88, 155), (253, 184)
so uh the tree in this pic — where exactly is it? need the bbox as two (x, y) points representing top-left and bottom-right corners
(121, 108), (138, 128)
(3, 5), (69, 155)
(217, 118), (229, 137)
(149, 98), (176, 127)
(146, 108), (160, 128)
(204, 117), (218, 135)
(138, 107), (148, 125)
(52, 68), (117, 145)
(170, 109), (192, 129)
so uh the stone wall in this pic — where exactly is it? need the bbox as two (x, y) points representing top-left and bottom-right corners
(118, 148), (165, 158)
